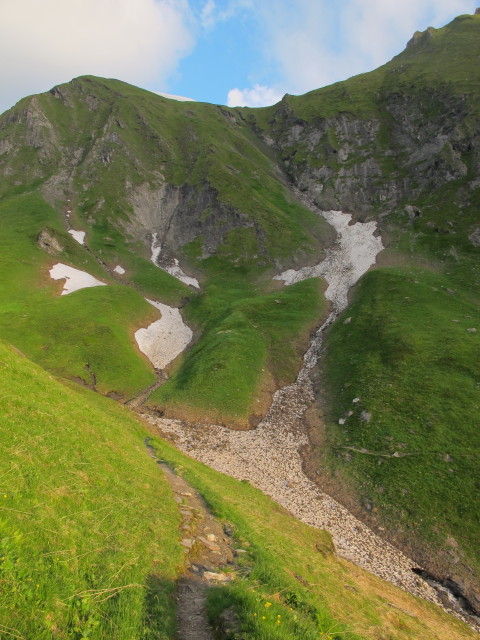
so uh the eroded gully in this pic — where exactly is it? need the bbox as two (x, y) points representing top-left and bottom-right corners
(144, 191), (478, 631)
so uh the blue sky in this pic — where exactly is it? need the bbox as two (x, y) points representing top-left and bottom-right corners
(0, 0), (477, 114)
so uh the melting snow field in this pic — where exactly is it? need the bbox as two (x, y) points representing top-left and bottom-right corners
(167, 258), (200, 289)
(150, 233), (200, 289)
(114, 265), (126, 274)
(135, 299), (193, 369)
(275, 210), (383, 310)
(49, 264), (107, 295)
(68, 230), (86, 245)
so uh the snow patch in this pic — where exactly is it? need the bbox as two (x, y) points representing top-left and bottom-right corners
(68, 229), (86, 245)
(168, 258), (200, 289)
(135, 299), (193, 369)
(150, 233), (200, 289)
(49, 263), (107, 295)
(114, 265), (126, 274)
(150, 232), (162, 266)
(274, 210), (383, 311)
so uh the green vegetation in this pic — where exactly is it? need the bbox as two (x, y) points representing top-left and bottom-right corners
(0, 74), (329, 268)
(0, 192), (161, 397)
(0, 12), (479, 632)
(254, 14), (480, 125)
(0, 340), (474, 639)
(152, 436), (476, 640)
(0, 339), (182, 639)
(323, 267), (480, 572)
(150, 261), (325, 424)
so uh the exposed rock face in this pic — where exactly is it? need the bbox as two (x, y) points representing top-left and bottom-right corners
(469, 227), (480, 247)
(125, 180), (263, 258)
(257, 87), (478, 221)
(37, 228), (64, 256)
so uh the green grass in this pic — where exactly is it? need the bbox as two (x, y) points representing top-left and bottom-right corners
(151, 436), (476, 640)
(0, 185), (326, 418)
(1, 339), (476, 639)
(0, 339), (182, 639)
(322, 267), (480, 572)
(149, 261), (325, 424)
(0, 191), (162, 397)
(250, 14), (480, 258)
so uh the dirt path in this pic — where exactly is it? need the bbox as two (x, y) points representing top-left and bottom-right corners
(145, 439), (237, 640)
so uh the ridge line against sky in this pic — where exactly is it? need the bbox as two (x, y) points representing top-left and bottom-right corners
(0, 0), (477, 115)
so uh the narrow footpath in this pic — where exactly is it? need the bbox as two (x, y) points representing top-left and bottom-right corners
(145, 439), (237, 640)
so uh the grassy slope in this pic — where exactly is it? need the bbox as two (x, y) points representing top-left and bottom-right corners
(0, 75), (333, 418)
(0, 339), (182, 639)
(29, 75), (330, 268)
(322, 266), (480, 575)
(251, 14), (480, 243)
(0, 191), (164, 397)
(252, 14), (480, 126)
(0, 184), (326, 419)
(149, 259), (325, 425)
(152, 436), (476, 640)
(249, 13), (480, 586)
(0, 336), (474, 639)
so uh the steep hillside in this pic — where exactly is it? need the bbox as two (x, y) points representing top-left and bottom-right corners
(250, 14), (480, 240)
(0, 339), (476, 639)
(241, 13), (480, 616)
(0, 75), (331, 268)
(0, 76), (332, 422)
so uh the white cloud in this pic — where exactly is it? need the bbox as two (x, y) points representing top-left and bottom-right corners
(252, 0), (476, 95)
(199, 0), (253, 29)
(0, 0), (194, 113)
(200, 0), (217, 29)
(227, 84), (283, 107)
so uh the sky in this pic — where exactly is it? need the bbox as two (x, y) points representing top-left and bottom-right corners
(0, 0), (477, 114)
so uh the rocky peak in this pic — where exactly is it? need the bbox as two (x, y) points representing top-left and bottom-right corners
(406, 26), (435, 49)
(476, 8), (480, 15)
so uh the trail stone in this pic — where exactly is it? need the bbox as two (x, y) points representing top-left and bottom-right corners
(198, 537), (220, 552)
(181, 539), (194, 548)
(204, 571), (233, 582)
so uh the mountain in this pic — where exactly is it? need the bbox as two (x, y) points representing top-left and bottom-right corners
(0, 11), (479, 638)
